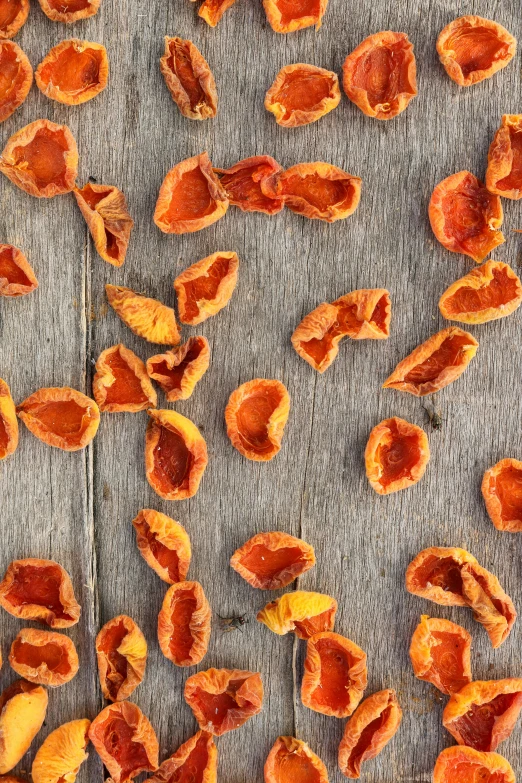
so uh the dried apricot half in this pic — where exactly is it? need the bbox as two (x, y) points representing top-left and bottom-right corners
(17, 387), (100, 450)
(487, 114), (522, 199)
(365, 417), (429, 495)
(96, 615), (147, 702)
(437, 16), (516, 87)
(0, 41), (32, 122)
(93, 344), (157, 413)
(146, 337), (210, 402)
(257, 591), (337, 639)
(74, 183), (134, 267)
(302, 632), (367, 718)
(175, 252), (238, 326)
(225, 378), (290, 462)
(265, 64), (340, 127)
(9, 628), (79, 687)
(35, 40), (108, 105)
(439, 261), (522, 325)
(0, 378), (18, 460)
(482, 458), (522, 533)
(106, 284), (180, 345)
(265, 736), (327, 783)
(0, 0), (28, 38)
(160, 37), (217, 120)
(0, 244), (38, 297)
(197, 0), (238, 27)
(184, 668), (263, 736)
(148, 730), (217, 783)
(342, 31), (417, 120)
(433, 746), (515, 783)
(409, 615), (472, 695)
(230, 531), (315, 589)
(214, 156), (284, 214)
(263, 0), (328, 33)
(158, 580), (211, 667)
(38, 0), (100, 23)
(0, 680), (48, 775)
(132, 509), (191, 584)
(32, 718), (90, 783)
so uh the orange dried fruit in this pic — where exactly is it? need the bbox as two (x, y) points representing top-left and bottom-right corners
(197, 0), (238, 27)
(158, 581), (211, 667)
(88, 701), (159, 782)
(17, 387), (100, 450)
(230, 531), (315, 590)
(146, 337), (210, 402)
(0, 558), (81, 628)
(184, 668), (263, 736)
(0, 244), (38, 297)
(93, 344), (157, 413)
(487, 115), (522, 199)
(0, 41), (32, 122)
(302, 632), (367, 718)
(439, 261), (522, 325)
(437, 16), (516, 87)
(263, 0), (328, 33)
(225, 378), (290, 462)
(9, 628), (79, 687)
(154, 152), (228, 234)
(106, 284), (180, 345)
(132, 509), (191, 585)
(0, 378), (18, 460)
(409, 615), (472, 695)
(429, 171), (504, 262)
(38, 0), (100, 23)
(482, 458), (522, 533)
(433, 746), (515, 783)
(214, 156), (284, 214)
(265, 64), (340, 128)
(160, 37), (217, 120)
(0, 0), (28, 38)
(96, 615), (147, 702)
(31, 718), (90, 783)
(383, 326), (478, 397)
(0, 776), (28, 782)
(145, 409), (208, 500)
(442, 678), (522, 752)
(35, 39), (108, 105)
(175, 252), (238, 326)
(338, 689), (402, 779)
(257, 591), (337, 639)
(264, 736), (328, 783)
(73, 183), (134, 267)
(0, 680), (48, 774)
(365, 416), (430, 495)
(342, 31), (417, 120)
(148, 730), (217, 783)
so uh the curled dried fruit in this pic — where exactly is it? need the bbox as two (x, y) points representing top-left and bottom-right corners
(17, 387), (100, 450)
(487, 114), (522, 199)
(264, 736), (327, 783)
(0, 680), (48, 774)
(265, 64), (340, 127)
(106, 284), (180, 345)
(383, 326), (478, 397)
(146, 337), (210, 402)
(439, 261), (522, 325)
(93, 344), (157, 413)
(197, 0), (238, 26)
(437, 16), (516, 87)
(0, 41), (32, 122)
(257, 591), (337, 639)
(96, 615), (147, 702)
(0, 558), (81, 628)
(409, 615), (472, 695)
(148, 730), (217, 783)
(132, 509), (191, 584)
(482, 458), (522, 533)
(74, 183), (134, 267)
(365, 417), (429, 495)
(9, 628), (79, 687)
(225, 379), (290, 462)
(214, 156), (283, 214)
(154, 152), (228, 234)
(0, 0), (28, 38)
(433, 746), (515, 783)
(88, 701), (159, 783)
(184, 668), (263, 736)
(429, 171), (504, 262)
(160, 37), (217, 120)
(342, 32), (417, 120)
(302, 632), (367, 718)
(338, 689), (402, 779)
(0, 379), (18, 460)
(0, 244), (38, 297)
(230, 531), (315, 590)
(263, 0), (328, 33)
(36, 39), (108, 105)
(32, 718), (90, 783)
(174, 251), (238, 325)
(145, 409), (208, 500)
(38, 0), (100, 23)
(158, 581), (211, 667)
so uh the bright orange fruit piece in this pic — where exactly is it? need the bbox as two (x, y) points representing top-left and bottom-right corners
(93, 344), (157, 413)
(0, 41), (32, 122)
(265, 64), (340, 127)
(439, 261), (522, 324)
(0, 244), (38, 297)
(409, 615), (472, 695)
(214, 156), (284, 214)
(433, 746), (515, 783)
(160, 37), (217, 120)
(38, 0), (100, 23)
(96, 615), (147, 702)
(0, 378), (18, 460)
(487, 114), (522, 199)
(482, 458), (522, 533)
(74, 183), (134, 267)
(230, 531), (315, 589)
(32, 718), (90, 783)
(184, 668), (263, 736)
(147, 336), (210, 402)
(263, 0), (328, 33)
(197, 0), (238, 27)
(365, 416), (429, 494)
(158, 580), (211, 667)
(0, 0), (29, 39)
(264, 736), (328, 783)
(106, 284), (180, 345)
(437, 16), (516, 87)
(132, 508), (191, 584)
(225, 378), (290, 461)
(257, 591), (337, 639)
(175, 252), (238, 325)
(9, 628), (79, 687)
(35, 39), (108, 105)
(17, 386), (100, 450)
(0, 680), (48, 775)
(148, 730), (217, 783)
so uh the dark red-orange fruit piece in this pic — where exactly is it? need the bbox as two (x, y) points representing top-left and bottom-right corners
(487, 115), (522, 199)
(17, 387), (100, 450)
(93, 344), (157, 413)
(0, 244), (37, 297)
(148, 730), (217, 783)
(437, 16), (516, 87)
(265, 64), (340, 128)
(263, 0), (328, 33)
(38, 0), (100, 23)
(264, 736), (328, 783)
(0, 41), (32, 122)
(174, 251), (239, 325)
(184, 668), (263, 736)
(157, 581), (211, 667)
(302, 632), (367, 718)
(9, 628), (79, 687)
(482, 458), (522, 533)
(96, 615), (147, 703)
(433, 746), (515, 783)
(74, 183), (134, 267)
(439, 261), (522, 325)
(146, 337), (210, 402)
(35, 39), (108, 105)
(214, 156), (284, 214)
(0, 0), (28, 39)
(0, 378), (18, 460)
(160, 36), (217, 120)
(230, 531), (315, 590)
(409, 615), (472, 695)
(365, 417), (430, 494)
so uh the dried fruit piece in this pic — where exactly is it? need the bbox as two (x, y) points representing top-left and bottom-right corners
(0, 379), (18, 460)
(365, 417), (429, 495)
(9, 628), (79, 687)
(160, 37), (217, 120)
(487, 115), (522, 199)
(0, 0), (28, 38)
(437, 16), (516, 87)
(17, 387), (100, 450)
(0, 776), (27, 782)
(132, 509), (191, 585)
(88, 701), (159, 783)
(342, 32), (417, 120)
(96, 615), (147, 702)
(0, 244), (38, 297)
(409, 615), (472, 695)
(482, 458), (522, 533)
(225, 379), (290, 462)
(439, 261), (522, 325)
(32, 718), (90, 783)
(263, 0), (328, 33)
(0, 680), (48, 774)
(197, 0), (237, 26)
(264, 736), (328, 783)
(145, 409), (208, 500)
(174, 251), (239, 325)
(184, 668), (263, 736)
(214, 156), (284, 214)
(35, 40), (108, 105)
(73, 183), (134, 267)
(0, 41), (32, 122)
(154, 152), (228, 234)
(262, 163), (361, 222)
(106, 285), (180, 345)
(302, 632), (367, 718)
(93, 344), (157, 413)
(429, 171), (504, 262)
(433, 746), (515, 783)
(158, 581), (211, 667)
(148, 730), (217, 783)
(338, 689), (402, 779)
(265, 64), (340, 128)
(146, 337), (210, 402)
(38, 0), (100, 23)
(257, 591), (337, 639)
(230, 531), (315, 590)
(383, 326), (478, 397)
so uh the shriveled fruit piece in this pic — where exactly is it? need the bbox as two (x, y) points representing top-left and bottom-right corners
(292, 302), (341, 372)
(487, 115), (522, 199)
(184, 668), (263, 736)
(132, 509), (191, 584)
(302, 632), (367, 718)
(17, 387), (100, 450)
(439, 261), (522, 325)
(214, 156), (283, 214)
(0, 119), (78, 198)
(93, 344), (157, 413)
(0, 244), (37, 297)
(96, 615), (147, 702)
(174, 251), (239, 325)
(0, 680), (48, 774)
(38, 0), (100, 23)
(409, 615), (472, 695)
(383, 326), (478, 397)
(154, 152), (228, 234)
(230, 531), (315, 590)
(88, 701), (159, 783)
(74, 183), (134, 267)
(160, 37), (217, 120)
(0, 0), (28, 38)
(429, 171), (504, 262)
(365, 417), (429, 495)
(145, 409), (208, 500)
(0, 41), (32, 122)
(0, 558), (81, 628)
(264, 736), (327, 783)
(106, 284), (180, 345)
(482, 458), (522, 533)
(32, 718), (90, 783)
(263, 0), (328, 33)
(338, 689), (402, 779)
(265, 64), (340, 128)
(0, 378), (18, 460)
(197, 0), (238, 26)
(146, 337), (210, 402)
(35, 40), (108, 105)
(257, 591), (337, 639)
(437, 16), (516, 87)
(148, 730), (217, 783)
(342, 31), (417, 120)
(433, 746), (515, 783)
(225, 378), (290, 462)
(9, 628), (79, 687)
(158, 581), (211, 667)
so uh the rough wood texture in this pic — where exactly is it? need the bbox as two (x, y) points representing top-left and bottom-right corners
(1, 0), (522, 780)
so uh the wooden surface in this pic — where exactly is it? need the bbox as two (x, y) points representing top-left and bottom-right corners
(1, 0), (522, 780)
